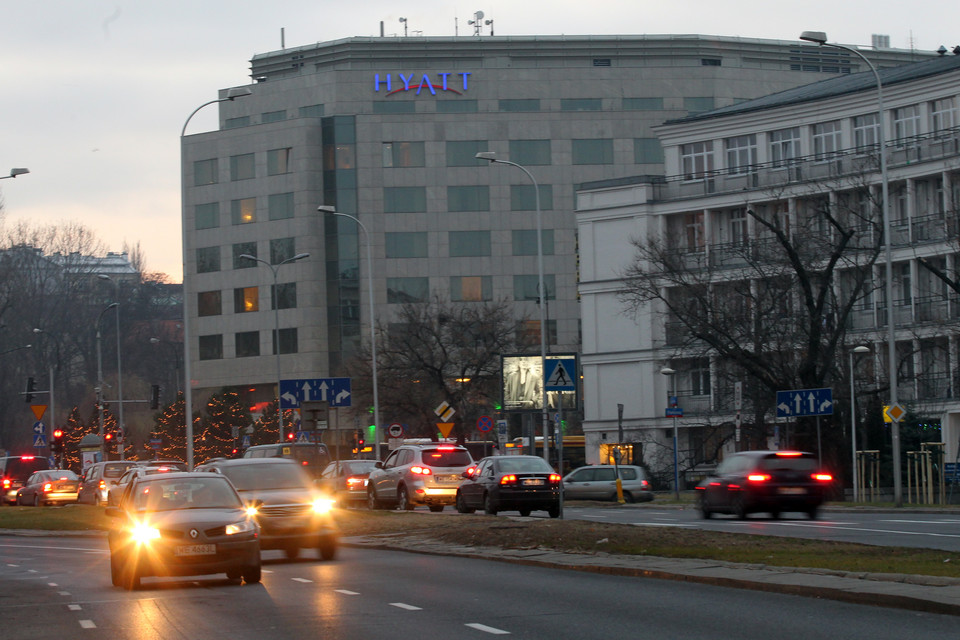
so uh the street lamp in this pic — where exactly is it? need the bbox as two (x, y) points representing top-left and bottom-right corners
(660, 366), (680, 500)
(317, 205), (382, 459)
(98, 275), (125, 460)
(475, 151), (551, 465)
(849, 345), (871, 502)
(0, 168), (29, 180)
(799, 31), (901, 506)
(96, 302), (118, 460)
(181, 86), (252, 469)
(239, 252), (310, 443)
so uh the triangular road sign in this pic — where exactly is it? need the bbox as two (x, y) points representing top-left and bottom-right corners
(437, 422), (455, 438)
(31, 405), (47, 421)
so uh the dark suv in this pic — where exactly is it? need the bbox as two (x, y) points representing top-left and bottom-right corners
(1, 455), (51, 505)
(366, 443), (474, 512)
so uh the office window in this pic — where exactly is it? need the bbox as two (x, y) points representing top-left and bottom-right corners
(382, 141), (425, 167)
(684, 97), (715, 113)
(769, 127), (800, 167)
(518, 320), (557, 346)
(701, 58), (721, 66)
(512, 229), (555, 256)
(437, 100), (478, 113)
(634, 138), (664, 164)
(262, 110), (286, 123)
(270, 237), (295, 264)
(233, 242), (257, 269)
(267, 148), (292, 175)
(853, 113), (879, 151)
(681, 142), (713, 180)
(225, 116), (250, 129)
(387, 277), (429, 303)
(685, 213), (705, 251)
(572, 139), (613, 165)
(373, 101), (416, 114)
(561, 98), (602, 111)
(274, 328), (298, 355)
(268, 192), (294, 220)
(235, 331), (260, 358)
(447, 186), (489, 212)
(508, 140), (551, 166)
(195, 202), (220, 230)
(449, 230), (491, 257)
(385, 232), (428, 258)
(691, 358), (711, 396)
(230, 198), (256, 225)
(624, 97), (664, 110)
(510, 184), (553, 211)
(893, 104), (921, 144)
(271, 282), (297, 310)
(198, 334), (223, 361)
(729, 208), (747, 245)
(451, 276), (492, 302)
(812, 121), (842, 160)
(499, 99), (539, 112)
(197, 290), (222, 317)
(196, 246), (220, 273)
(930, 97), (957, 133)
(446, 140), (486, 167)
(384, 186), (427, 213)
(194, 158), (218, 185)
(234, 287), (259, 313)
(514, 274), (556, 301)
(299, 104), (324, 118)
(230, 153), (255, 181)
(725, 134), (757, 174)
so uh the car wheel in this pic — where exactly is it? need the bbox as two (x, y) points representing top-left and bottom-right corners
(226, 567), (242, 583)
(622, 491), (636, 504)
(284, 545), (301, 560)
(398, 486), (414, 511)
(732, 495), (747, 520)
(518, 508), (532, 517)
(34, 495), (42, 508)
(483, 493), (498, 516)
(698, 493), (712, 519)
(318, 536), (337, 561)
(115, 552), (140, 590)
(242, 560), (262, 584)
(456, 491), (475, 514)
(547, 504), (561, 518)
(367, 488), (382, 510)
(806, 506), (819, 520)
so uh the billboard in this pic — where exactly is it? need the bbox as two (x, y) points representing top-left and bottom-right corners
(501, 353), (578, 412)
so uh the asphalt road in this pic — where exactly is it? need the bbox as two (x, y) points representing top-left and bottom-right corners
(1, 536), (958, 639)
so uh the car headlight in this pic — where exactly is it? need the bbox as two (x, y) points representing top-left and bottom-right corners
(312, 498), (335, 514)
(245, 505), (259, 517)
(225, 520), (256, 535)
(131, 522), (161, 545)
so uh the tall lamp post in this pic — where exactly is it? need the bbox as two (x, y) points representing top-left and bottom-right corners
(0, 168), (29, 180)
(239, 252), (310, 443)
(98, 275), (125, 460)
(799, 32), (901, 506)
(849, 345), (871, 502)
(317, 205), (381, 459)
(96, 303), (118, 460)
(181, 86), (252, 469)
(660, 366), (680, 500)
(475, 151), (551, 465)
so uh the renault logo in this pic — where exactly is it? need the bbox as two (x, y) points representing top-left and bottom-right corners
(189, 529), (199, 539)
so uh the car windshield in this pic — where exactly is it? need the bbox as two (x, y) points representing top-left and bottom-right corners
(421, 448), (472, 467)
(497, 458), (552, 473)
(132, 477), (241, 511)
(41, 470), (78, 481)
(217, 463), (310, 491)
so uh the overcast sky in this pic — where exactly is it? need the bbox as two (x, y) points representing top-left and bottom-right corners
(4, 1), (959, 282)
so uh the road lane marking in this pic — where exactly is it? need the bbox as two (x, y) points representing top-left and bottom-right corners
(48, 582), (58, 587)
(335, 589), (360, 595)
(390, 602), (422, 610)
(882, 519), (960, 525)
(630, 523), (697, 528)
(292, 578), (313, 583)
(743, 521), (960, 539)
(68, 604), (81, 611)
(79, 620), (96, 629)
(59, 591), (71, 596)
(466, 622), (510, 635)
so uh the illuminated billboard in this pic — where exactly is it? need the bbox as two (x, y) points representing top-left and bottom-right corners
(501, 353), (578, 413)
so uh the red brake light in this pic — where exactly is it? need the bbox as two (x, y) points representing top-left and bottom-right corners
(346, 477), (365, 487)
(775, 451), (803, 457)
(500, 474), (518, 486)
(411, 466), (432, 476)
(43, 483), (53, 492)
(747, 474), (770, 483)
(436, 445), (456, 451)
(2, 479), (10, 489)
(21, 456), (35, 460)
(640, 480), (649, 487)
(813, 473), (833, 482)
(549, 474), (562, 484)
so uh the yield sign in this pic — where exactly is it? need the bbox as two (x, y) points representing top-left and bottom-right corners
(437, 422), (455, 438)
(31, 405), (47, 420)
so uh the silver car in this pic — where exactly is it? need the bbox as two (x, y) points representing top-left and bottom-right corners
(563, 465), (653, 503)
(367, 444), (474, 512)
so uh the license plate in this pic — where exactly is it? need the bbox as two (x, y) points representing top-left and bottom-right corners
(522, 478), (545, 486)
(439, 475), (459, 483)
(777, 487), (806, 495)
(175, 544), (216, 556)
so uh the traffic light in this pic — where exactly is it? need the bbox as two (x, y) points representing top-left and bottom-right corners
(150, 384), (161, 410)
(287, 431), (295, 441)
(104, 430), (114, 444)
(356, 429), (365, 447)
(50, 428), (63, 453)
(24, 377), (35, 403)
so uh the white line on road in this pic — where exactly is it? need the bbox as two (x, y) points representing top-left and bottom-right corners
(465, 622), (510, 635)
(68, 604), (81, 611)
(882, 519), (960, 525)
(335, 589), (360, 595)
(47, 582), (57, 587)
(629, 523), (697, 528)
(389, 602), (422, 610)
(292, 577), (313, 583)
(59, 591), (71, 596)
(79, 620), (96, 629)
(743, 521), (960, 539)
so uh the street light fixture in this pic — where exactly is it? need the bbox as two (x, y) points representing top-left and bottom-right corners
(0, 168), (29, 180)
(317, 205), (382, 459)
(799, 31), (901, 506)
(239, 252), (310, 443)
(181, 86), (253, 469)
(96, 302), (118, 460)
(98, 274), (125, 460)
(660, 366), (680, 500)
(475, 151), (551, 465)
(849, 345), (871, 502)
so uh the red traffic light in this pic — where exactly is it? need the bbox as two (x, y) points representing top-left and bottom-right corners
(104, 432), (113, 441)
(287, 431), (295, 440)
(53, 429), (63, 439)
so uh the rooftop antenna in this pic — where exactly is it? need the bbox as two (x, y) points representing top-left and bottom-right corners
(281, 27), (285, 49)
(485, 19), (494, 36)
(399, 17), (408, 37)
(468, 10), (484, 36)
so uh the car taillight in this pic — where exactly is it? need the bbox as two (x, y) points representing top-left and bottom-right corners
(410, 466), (432, 476)
(500, 474), (518, 486)
(99, 480), (106, 490)
(2, 478), (10, 489)
(346, 476), (365, 487)
(549, 474), (561, 484)
(775, 451), (803, 457)
(43, 483), (53, 493)
(747, 474), (770, 483)
(813, 473), (833, 482)
(640, 480), (649, 488)
(464, 466), (477, 476)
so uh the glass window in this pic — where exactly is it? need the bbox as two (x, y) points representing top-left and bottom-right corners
(195, 202), (220, 230)
(373, 101), (416, 114)
(449, 230), (491, 257)
(231, 198), (256, 224)
(685, 213), (704, 251)
(386, 277), (429, 303)
(274, 328), (298, 355)
(262, 110), (286, 123)
(194, 158), (218, 185)
(512, 230), (555, 256)
(518, 319), (557, 346)
(230, 154), (255, 181)
(437, 100), (478, 113)
(198, 335), (223, 360)
(267, 148), (292, 175)
(561, 98), (602, 111)
(684, 97), (715, 113)
(510, 184), (553, 211)
(514, 274), (556, 301)
(268, 192), (294, 220)
(196, 246), (220, 273)
(572, 139), (613, 165)
(384, 186), (427, 213)
(225, 116), (250, 129)
(691, 358), (711, 396)
(853, 113), (879, 151)
(451, 276), (492, 302)
(447, 186), (489, 212)
(634, 138), (664, 164)
(272, 282), (297, 310)
(725, 134), (757, 174)
(893, 104), (921, 145)
(499, 99), (539, 112)
(508, 140), (551, 166)
(299, 104), (324, 118)
(197, 291), (222, 317)
(812, 121), (842, 161)
(235, 331), (260, 358)
(233, 242), (257, 269)
(930, 97), (957, 133)
(383, 142), (425, 168)
(446, 140), (486, 167)
(681, 142), (713, 180)
(768, 127), (800, 167)
(270, 237), (295, 264)
(624, 97), (664, 110)
(385, 232), (428, 258)
(234, 287), (259, 313)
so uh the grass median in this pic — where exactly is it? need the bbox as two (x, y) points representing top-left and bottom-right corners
(2, 503), (958, 579)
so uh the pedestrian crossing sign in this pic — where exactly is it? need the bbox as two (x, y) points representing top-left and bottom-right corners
(544, 358), (576, 391)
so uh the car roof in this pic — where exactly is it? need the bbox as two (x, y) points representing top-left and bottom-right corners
(205, 457), (297, 466)
(733, 450), (815, 457)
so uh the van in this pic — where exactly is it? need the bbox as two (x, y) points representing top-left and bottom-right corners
(242, 442), (331, 479)
(77, 461), (139, 505)
(1, 455), (51, 505)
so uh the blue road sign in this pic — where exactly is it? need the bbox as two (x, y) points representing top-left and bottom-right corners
(776, 388), (833, 418)
(665, 408), (683, 417)
(32, 421), (45, 435)
(280, 378), (352, 409)
(33, 433), (46, 448)
(544, 358), (577, 391)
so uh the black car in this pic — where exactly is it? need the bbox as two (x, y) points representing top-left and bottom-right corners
(106, 472), (261, 590)
(456, 455), (562, 518)
(695, 450), (833, 520)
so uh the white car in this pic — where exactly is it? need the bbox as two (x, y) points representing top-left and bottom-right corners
(366, 444), (474, 512)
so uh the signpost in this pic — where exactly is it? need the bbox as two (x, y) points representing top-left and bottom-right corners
(776, 388), (833, 460)
(279, 378), (352, 409)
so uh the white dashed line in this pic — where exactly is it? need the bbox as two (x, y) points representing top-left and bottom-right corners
(47, 582), (58, 587)
(292, 577), (313, 583)
(68, 604), (82, 611)
(465, 622), (510, 635)
(59, 591), (71, 596)
(389, 602), (422, 611)
(335, 589), (360, 595)
(79, 620), (96, 629)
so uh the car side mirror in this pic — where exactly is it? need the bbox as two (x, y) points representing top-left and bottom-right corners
(374, 461), (384, 469)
